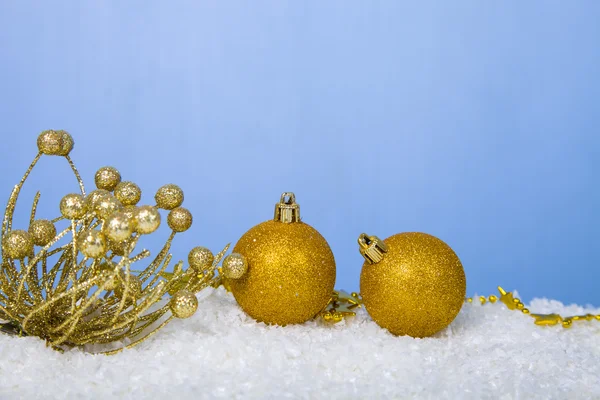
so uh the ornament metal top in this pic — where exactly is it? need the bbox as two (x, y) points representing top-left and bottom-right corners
(0, 130), (227, 354)
(223, 193), (337, 325)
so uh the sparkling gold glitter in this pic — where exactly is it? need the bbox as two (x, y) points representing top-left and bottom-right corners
(134, 205), (161, 234)
(222, 253), (247, 279)
(0, 131), (227, 354)
(94, 193), (123, 220)
(37, 130), (74, 156)
(85, 189), (110, 211)
(169, 290), (198, 319)
(167, 207), (193, 232)
(60, 193), (87, 219)
(28, 219), (57, 246)
(471, 287), (600, 330)
(188, 246), (214, 272)
(103, 211), (133, 242)
(228, 195), (336, 325)
(2, 229), (34, 259)
(360, 232), (466, 337)
(155, 184), (184, 210)
(78, 229), (106, 258)
(114, 181), (142, 206)
(94, 166), (122, 191)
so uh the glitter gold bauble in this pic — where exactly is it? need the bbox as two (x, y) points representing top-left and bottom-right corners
(2, 230), (34, 259)
(169, 290), (198, 319)
(37, 130), (74, 156)
(103, 211), (133, 242)
(167, 207), (193, 232)
(107, 237), (134, 257)
(94, 193), (123, 220)
(29, 219), (57, 246)
(188, 246), (214, 272)
(85, 189), (110, 211)
(97, 262), (122, 291)
(155, 184), (184, 210)
(133, 205), (161, 234)
(114, 181), (142, 206)
(226, 193), (336, 325)
(95, 166), (122, 191)
(222, 253), (247, 279)
(78, 229), (106, 259)
(60, 193), (87, 220)
(358, 232), (466, 338)
(114, 274), (142, 300)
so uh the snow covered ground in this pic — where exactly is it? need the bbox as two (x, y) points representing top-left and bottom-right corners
(1, 287), (599, 400)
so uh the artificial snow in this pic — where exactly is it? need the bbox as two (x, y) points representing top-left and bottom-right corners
(1, 288), (598, 400)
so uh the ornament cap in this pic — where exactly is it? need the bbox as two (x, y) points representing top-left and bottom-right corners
(358, 233), (388, 264)
(274, 192), (301, 223)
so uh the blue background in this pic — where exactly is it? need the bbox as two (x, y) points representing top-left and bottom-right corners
(1, 2), (598, 306)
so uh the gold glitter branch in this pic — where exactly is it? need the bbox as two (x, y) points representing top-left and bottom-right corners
(0, 131), (226, 354)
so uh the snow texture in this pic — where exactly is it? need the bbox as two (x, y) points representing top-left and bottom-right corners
(1, 288), (599, 400)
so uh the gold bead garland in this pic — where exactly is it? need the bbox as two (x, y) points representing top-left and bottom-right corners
(471, 287), (600, 328)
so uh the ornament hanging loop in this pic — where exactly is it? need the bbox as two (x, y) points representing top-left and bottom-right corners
(358, 233), (388, 264)
(274, 192), (301, 223)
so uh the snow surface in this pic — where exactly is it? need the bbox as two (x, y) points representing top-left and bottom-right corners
(1, 287), (599, 400)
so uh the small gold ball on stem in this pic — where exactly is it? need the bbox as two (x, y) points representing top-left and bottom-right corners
(222, 253), (248, 280)
(94, 193), (123, 220)
(188, 247), (214, 272)
(155, 184), (184, 210)
(78, 229), (106, 258)
(97, 262), (121, 291)
(114, 274), (143, 299)
(59, 132), (74, 156)
(169, 290), (198, 319)
(107, 238), (134, 257)
(37, 130), (74, 156)
(103, 211), (133, 242)
(85, 189), (110, 211)
(114, 181), (142, 206)
(2, 230), (34, 259)
(95, 166), (122, 191)
(29, 220), (57, 246)
(167, 207), (193, 232)
(133, 205), (161, 234)
(60, 193), (87, 220)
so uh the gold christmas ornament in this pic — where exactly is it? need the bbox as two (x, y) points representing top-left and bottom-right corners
(225, 193), (336, 325)
(0, 131), (228, 354)
(359, 232), (466, 338)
